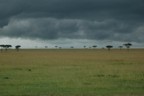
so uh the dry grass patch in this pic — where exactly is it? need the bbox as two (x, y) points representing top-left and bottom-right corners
(0, 49), (144, 96)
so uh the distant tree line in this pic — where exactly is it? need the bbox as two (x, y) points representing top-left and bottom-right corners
(0, 42), (132, 52)
(46, 42), (132, 50)
(105, 43), (132, 51)
(81, 43), (132, 51)
(0, 44), (21, 52)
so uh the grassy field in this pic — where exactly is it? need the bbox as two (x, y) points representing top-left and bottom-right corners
(0, 49), (144, 96)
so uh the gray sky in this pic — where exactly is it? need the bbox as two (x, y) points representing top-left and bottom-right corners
(0, 0), (144, 48)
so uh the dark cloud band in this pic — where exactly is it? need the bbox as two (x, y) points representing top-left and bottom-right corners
(0, 0), (144, 43)
(0, 17), (144, 42)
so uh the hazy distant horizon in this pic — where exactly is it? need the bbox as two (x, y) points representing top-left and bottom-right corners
(0, 37), (143, 49)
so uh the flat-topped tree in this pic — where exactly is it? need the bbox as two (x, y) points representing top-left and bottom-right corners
(123, 43), (132, 51)
(55, 46), (58, 49)
(4, 45), (12, 51)
(92, 45), (97, 49)
(15, 45), (21, 52)
(106, 45), (113, 51)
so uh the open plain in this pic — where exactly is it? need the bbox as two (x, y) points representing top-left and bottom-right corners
(0, 49), (144, 96)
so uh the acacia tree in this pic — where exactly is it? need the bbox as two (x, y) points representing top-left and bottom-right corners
(4, 45), (12, 51)
(55, 46), (58, 49)
(83, 46), (86, 49)
(92, 45), (97, 49)
(15, 45), (21, 52)
(123, 43), (132, 51)
(106, 45), (113, 51)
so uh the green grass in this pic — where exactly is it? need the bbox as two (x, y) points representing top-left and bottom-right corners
(0, 49), (144, 96)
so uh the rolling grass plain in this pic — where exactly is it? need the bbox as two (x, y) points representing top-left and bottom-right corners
(0, 49), (144, 96)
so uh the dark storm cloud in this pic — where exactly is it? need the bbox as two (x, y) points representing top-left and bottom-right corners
(0, 0), (144, 42)
(1, 0), (144, 20)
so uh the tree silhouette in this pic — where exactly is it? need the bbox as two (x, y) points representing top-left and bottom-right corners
(71, 46), (74, 49)
(106, 45), (113, 51)
(92, 45), (97, 49)
(83, 46), (86, 49)
(55, 46), (58, 49)
(4, 45), (12, 51)
(15, 45), (21, 52)
(123, 43), (132, 51)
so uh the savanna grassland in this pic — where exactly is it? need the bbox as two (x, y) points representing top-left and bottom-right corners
(0, 49), (144, 96)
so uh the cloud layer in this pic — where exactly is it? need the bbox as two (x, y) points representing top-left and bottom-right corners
(0, 0), (144, 43)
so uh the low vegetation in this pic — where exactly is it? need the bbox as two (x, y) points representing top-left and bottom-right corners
(0, 49), (144, 96)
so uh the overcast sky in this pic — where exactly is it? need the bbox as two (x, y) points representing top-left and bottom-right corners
(0, 0), (144, 48)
